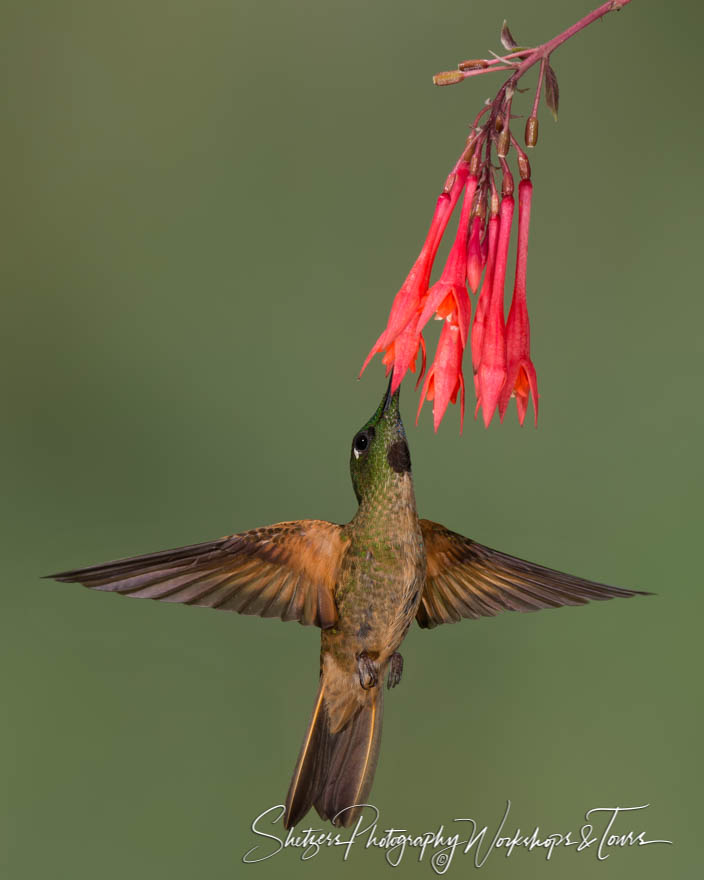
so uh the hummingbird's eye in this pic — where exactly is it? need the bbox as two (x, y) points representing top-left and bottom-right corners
(352, 430), (371, 459)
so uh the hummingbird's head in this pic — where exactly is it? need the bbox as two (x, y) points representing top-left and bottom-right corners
(350, 377), (412, 504)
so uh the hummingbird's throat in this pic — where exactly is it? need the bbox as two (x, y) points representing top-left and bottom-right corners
(387, 440), (411, 474)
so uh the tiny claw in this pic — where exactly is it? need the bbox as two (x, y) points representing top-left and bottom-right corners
(357, 651), (378, 690)
(387, 652), (404, 689)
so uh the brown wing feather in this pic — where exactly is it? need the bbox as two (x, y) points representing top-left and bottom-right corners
(418, 519), (650, 629)
(48, 520), (347, 629)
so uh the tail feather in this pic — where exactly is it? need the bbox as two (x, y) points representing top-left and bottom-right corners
(316, 688), (383, 827)
(284, 680), (331, 829)
(284, 677), (384, 829)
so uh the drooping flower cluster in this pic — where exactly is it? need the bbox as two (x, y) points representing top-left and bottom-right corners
(361, 114), (537, 430)
(360, 3), (632, 430)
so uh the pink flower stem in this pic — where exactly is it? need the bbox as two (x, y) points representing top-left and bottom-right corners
(460, 66), (516, 80)
(515, 0), (633, 74)
(531, 57), (547, 119)
(473, 105), (491, 127)
(459, 1), (632, 85)
(442, 1), (631, 199)
(509, 133), (532, 180)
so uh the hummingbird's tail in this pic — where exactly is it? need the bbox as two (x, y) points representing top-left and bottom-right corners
(284, 676), (384, 828)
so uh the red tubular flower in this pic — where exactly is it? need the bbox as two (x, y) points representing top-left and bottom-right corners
(417, 175), (477, 349)
(499, 179), (539, 425)
(360, 165), (470, 391)
(480, 219), (490, 266)
(359, 195), (447, 378)
(417, 318), (465, 432)
(381, 323), (426, 382)
(470, 209), (499, 395)
(356, 5), (634, 432)
(476, 193), (514, 427)
(466, 210), (485, 294)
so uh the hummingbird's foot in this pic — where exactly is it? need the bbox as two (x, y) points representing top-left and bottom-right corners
(387, 652), (404, 689)
(356, 651), (378, 690)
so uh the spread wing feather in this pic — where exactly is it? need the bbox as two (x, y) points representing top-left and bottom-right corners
(418, 519), (649, 629)
(48, 520), (347, 629)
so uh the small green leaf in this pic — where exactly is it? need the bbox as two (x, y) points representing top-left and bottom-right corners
(500, 20), (519, 51)
(544, 62), (560, 121)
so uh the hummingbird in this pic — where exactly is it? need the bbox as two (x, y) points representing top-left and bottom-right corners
(48, 380), (647, 828)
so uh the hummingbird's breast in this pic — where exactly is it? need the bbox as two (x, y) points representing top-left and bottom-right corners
(324, 490), (426, 668)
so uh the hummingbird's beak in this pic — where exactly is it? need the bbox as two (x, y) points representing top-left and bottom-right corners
(381, 375), (400, 418)
(367, 375), (402, 429)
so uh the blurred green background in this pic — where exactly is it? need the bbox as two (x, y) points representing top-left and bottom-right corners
(1, 0), (699, 877)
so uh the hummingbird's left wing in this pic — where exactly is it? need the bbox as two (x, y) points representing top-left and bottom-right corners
(48, 521), (347, 629)
(417, 519), (649, 628)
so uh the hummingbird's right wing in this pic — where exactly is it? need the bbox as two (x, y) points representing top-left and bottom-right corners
(417, 519), (649, 628)
(48, 520), (347, 628)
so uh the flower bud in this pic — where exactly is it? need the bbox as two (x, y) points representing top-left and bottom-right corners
(525, 116), (539, 148)
(458, 59), (489, 71)
(442, 172), (456, 195)
(516, 150), (531, 181)
(461, 138), (477, 165)
(433, 70), (465, 86)
(468, 148), (482, 176)
(497, 129), (510, 158)
(501, 165), (514, 198)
